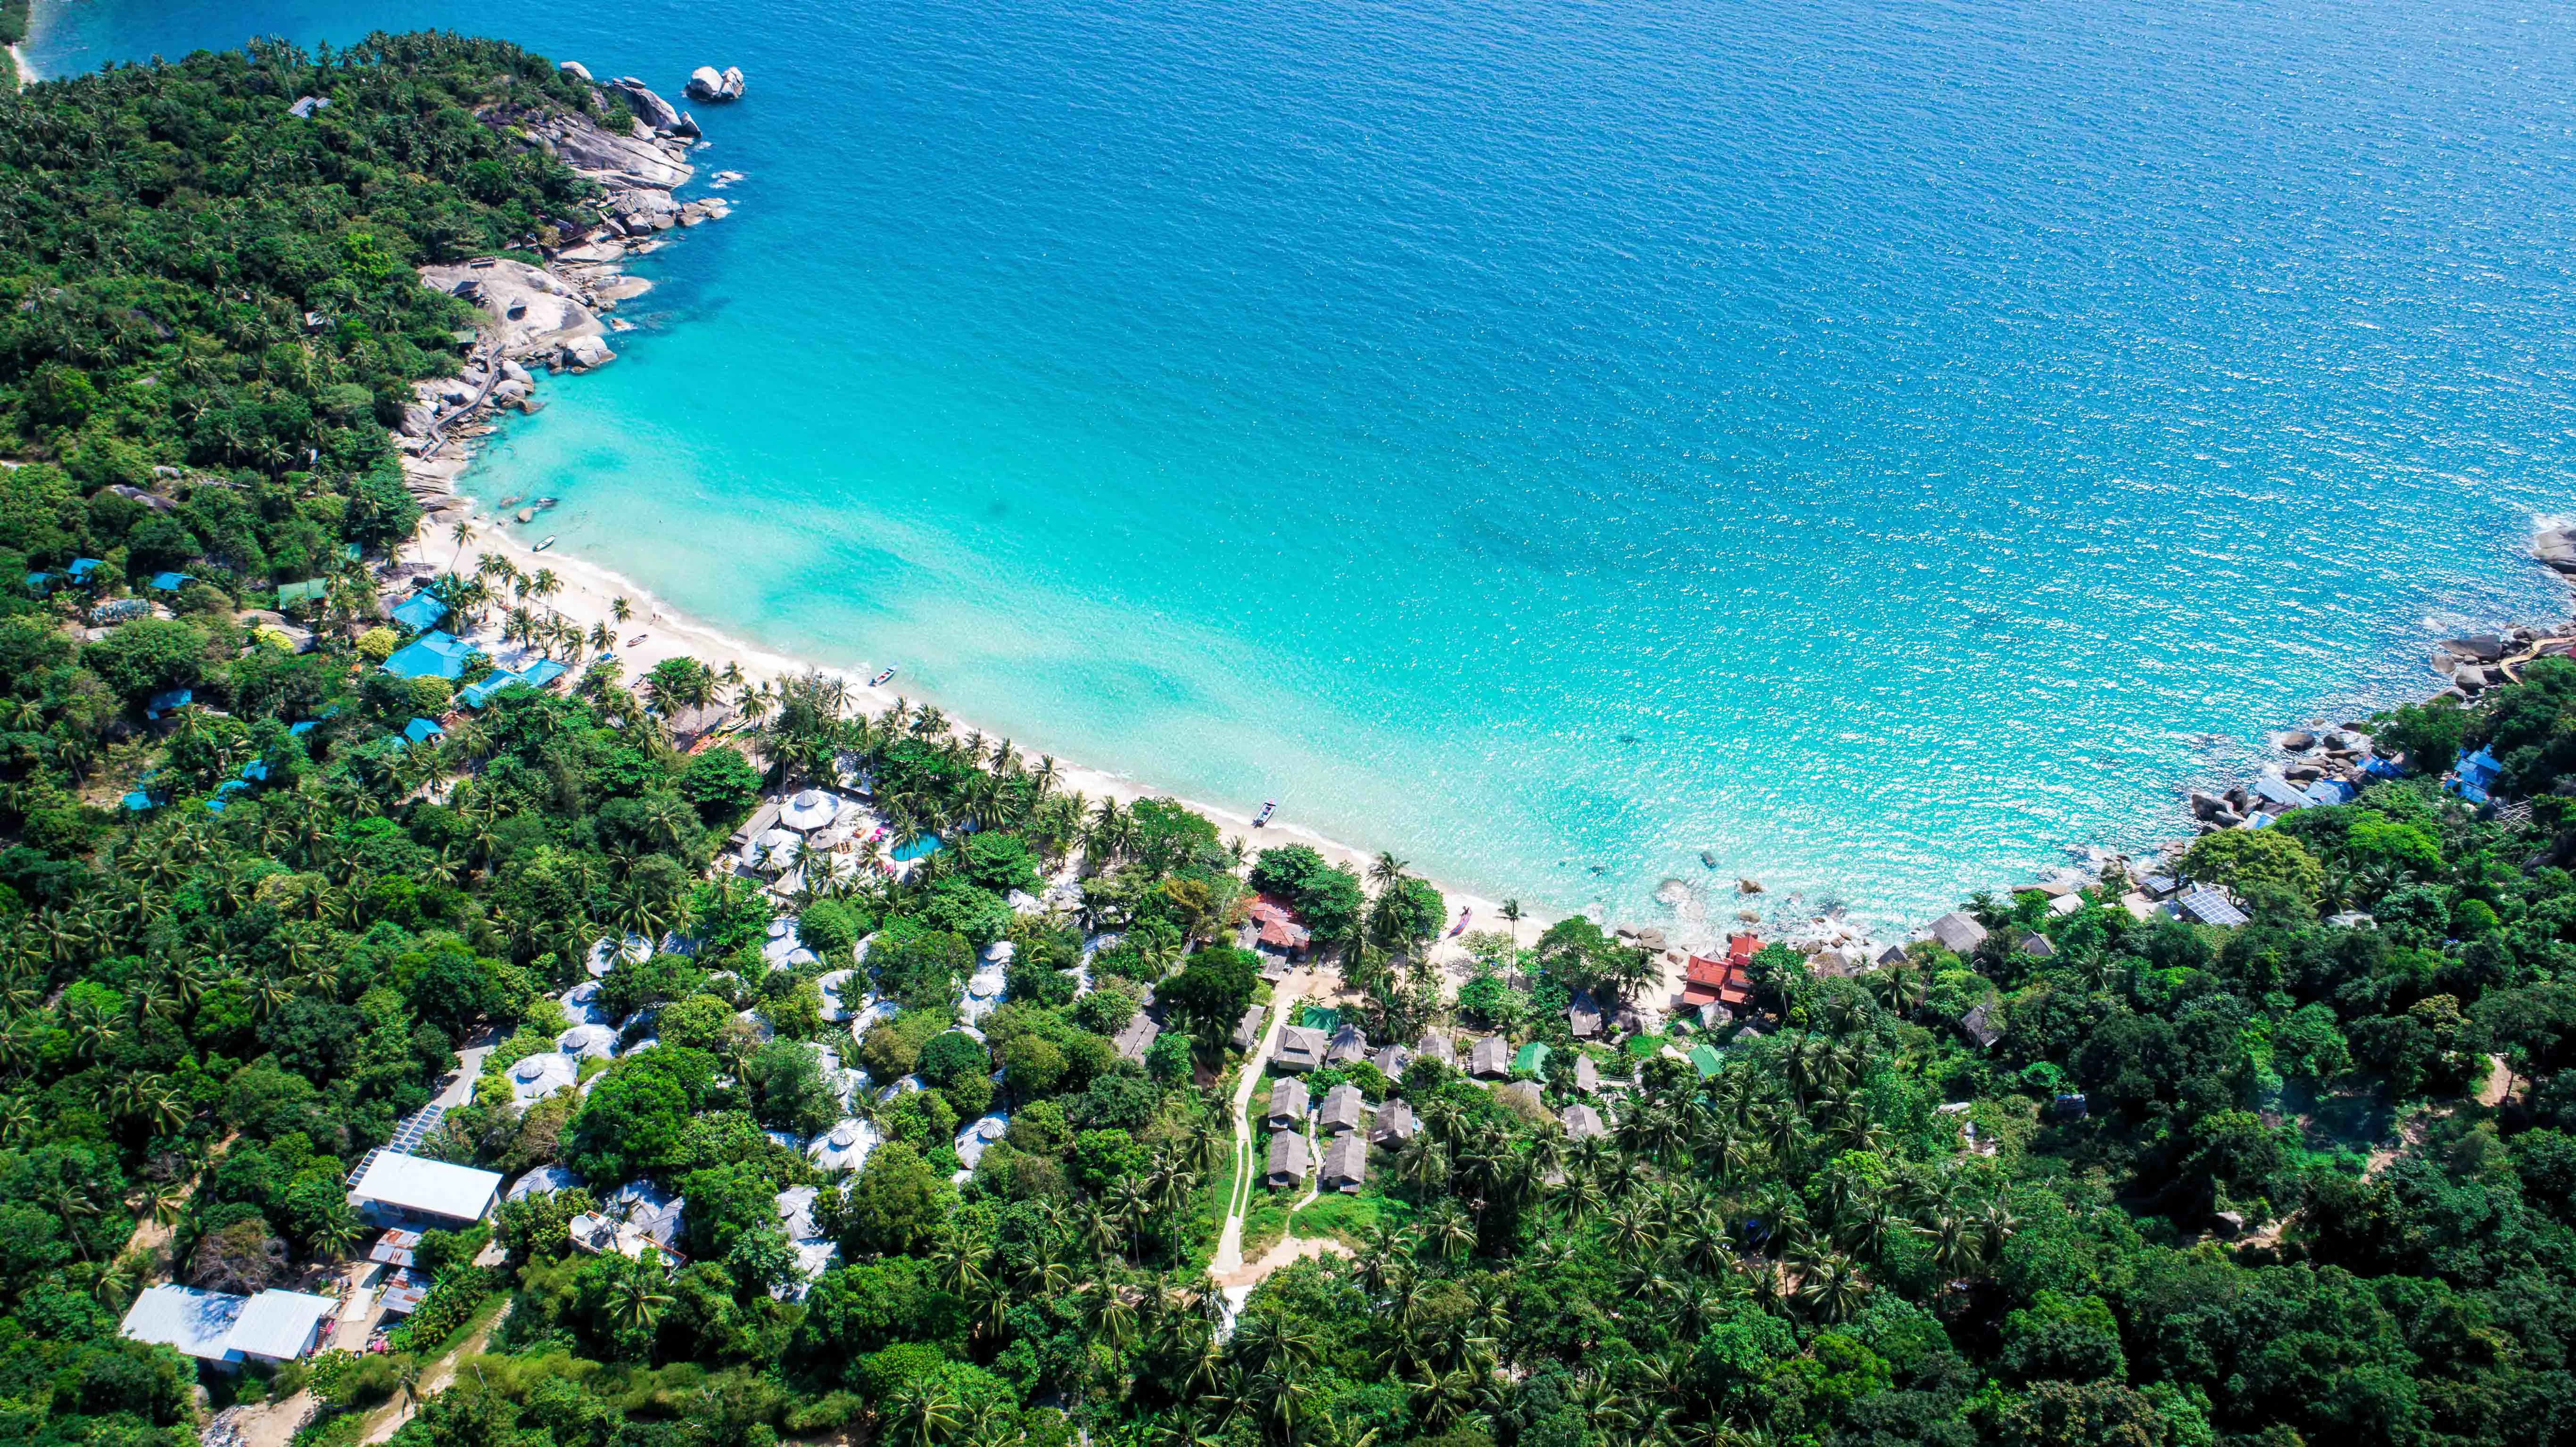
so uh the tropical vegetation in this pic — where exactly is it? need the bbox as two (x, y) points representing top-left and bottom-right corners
(5, 28), (2576, 1447)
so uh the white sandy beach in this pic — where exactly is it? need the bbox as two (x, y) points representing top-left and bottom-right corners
(396, 505), (1536, 978)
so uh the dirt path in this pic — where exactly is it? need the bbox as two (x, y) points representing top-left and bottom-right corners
(1210, 986), (1300, 1279)
(2477, 1053), (2516, 1108)
(361, 1301), (510, 1443)
(234, 1391), (315, 1447)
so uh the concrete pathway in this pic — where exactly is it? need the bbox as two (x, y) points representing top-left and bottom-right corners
(434, 1030), (500, 1109)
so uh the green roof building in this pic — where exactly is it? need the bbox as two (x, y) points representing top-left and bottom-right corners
(1514, 1042), (1551, 1077)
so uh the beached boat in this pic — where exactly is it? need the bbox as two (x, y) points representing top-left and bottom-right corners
(1252, 800), (1276, 828)
(534, 536), (556, 552)
(869, 667), (897, 687)
(532, 496), (559, 510)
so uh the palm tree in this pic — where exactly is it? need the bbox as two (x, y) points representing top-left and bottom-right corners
(311, 1208), (363, 1263)
(1369, 852), (1410, 891)
(606, 1251), (676, 1335)
(135, 1181), (189, 1228)
(1500, 898), (1524, 949)
(1795, 1252), (1870, 1322)
(886, 1376), (962, 1447)
(612, 596), (634, 626)
(447, 517), (479, 571)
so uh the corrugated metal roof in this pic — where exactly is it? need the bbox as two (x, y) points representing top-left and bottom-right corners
(350, 1151), (503, 1223)
(120, 1285), (244, 1361)
(225, 1291), (334, 1360)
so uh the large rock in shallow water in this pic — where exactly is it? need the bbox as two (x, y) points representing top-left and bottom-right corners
(561, 335), (616, 371)
(609, 76), (682, 131)
(686, 66), (747, 101)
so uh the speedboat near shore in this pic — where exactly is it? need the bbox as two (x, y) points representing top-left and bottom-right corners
(1252, 799), (1276, 828)
(869, 667), (897, 687)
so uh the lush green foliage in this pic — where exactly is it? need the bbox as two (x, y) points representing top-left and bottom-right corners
(9, 30), (2576, 1447)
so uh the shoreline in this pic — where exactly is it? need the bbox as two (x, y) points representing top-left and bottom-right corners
(390, 75), (2575, 995)
(397, 517), (1535, 971)
(389, 75), (1543, 978)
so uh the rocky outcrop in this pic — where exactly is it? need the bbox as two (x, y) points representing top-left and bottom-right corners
(2537, 526), (2576, 576)
(685, 66), (746, 102)
(419, 258), (603, 355)
(396, 64), (741, 514)
(558, 60), (593, 82)
(561, 335), (616, 371)
(528, 110), (693, 190)
(608, 76), (682, 131)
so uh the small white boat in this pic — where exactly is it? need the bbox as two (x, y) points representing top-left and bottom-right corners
(534, 536), (556, 552)
(869, 667), (897, 687)
(1252, 799), (1276, 828)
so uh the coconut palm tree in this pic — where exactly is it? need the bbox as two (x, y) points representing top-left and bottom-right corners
(606, 1251), (675, 1334)
(886, 1376), (962, 1447)
(447, 517), (479, 571)
(311, 1207), (363, 1263)
(1370, 852), (1410, 891)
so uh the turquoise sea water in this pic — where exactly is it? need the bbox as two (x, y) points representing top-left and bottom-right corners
(28, 0), (2576, 927)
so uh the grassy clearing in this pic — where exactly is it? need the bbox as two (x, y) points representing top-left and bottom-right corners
(1240, 1192), (1293, 1261)
(1287, 1186), (1412, 1249)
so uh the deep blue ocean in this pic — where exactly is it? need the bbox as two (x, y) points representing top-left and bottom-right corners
(27, 0), (2576, 928)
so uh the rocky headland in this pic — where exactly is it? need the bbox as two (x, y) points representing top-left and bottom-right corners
(395, 68), (737, 515)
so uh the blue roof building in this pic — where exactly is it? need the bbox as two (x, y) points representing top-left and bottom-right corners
(148, 571), (193, 592)
(404, 717), (446, 745)
(390, 590), (447, 632)
(144, 688), (192, 720)
(2452, 747), (2502, 804)
(458, 658), (568, 708)
(382, 631), (477, 681)
(2252, 775), (2312, 811)
(122, 790), (157, 812)
(288, 720), (318, 736)
(65, 558), (102, 583)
